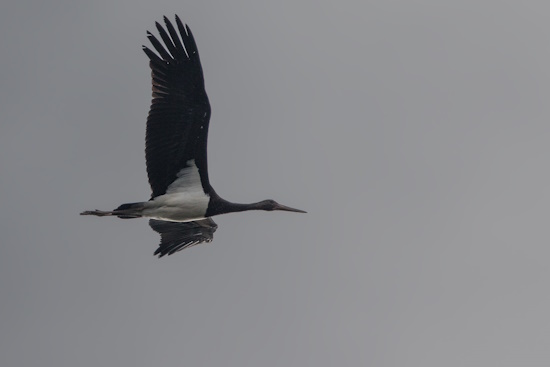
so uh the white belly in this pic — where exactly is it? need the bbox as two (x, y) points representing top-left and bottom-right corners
(142, 159), (210, 222)
(143, 191), (210, 222)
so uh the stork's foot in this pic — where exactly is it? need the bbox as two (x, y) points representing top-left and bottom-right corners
(80, 210), (114, 217)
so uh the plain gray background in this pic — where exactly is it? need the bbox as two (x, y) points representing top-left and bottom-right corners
(1, 0), (550, 366)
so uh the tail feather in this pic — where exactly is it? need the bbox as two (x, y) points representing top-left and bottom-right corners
(114, 202), (145, 219)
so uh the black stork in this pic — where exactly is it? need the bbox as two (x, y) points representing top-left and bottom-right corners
(81, 15), (305, 257)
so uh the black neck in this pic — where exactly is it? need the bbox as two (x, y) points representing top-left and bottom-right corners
(205, 193), (266, 217)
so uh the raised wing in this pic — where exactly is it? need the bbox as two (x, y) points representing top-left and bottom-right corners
(142, 15), (212, 198)
(149, 218), (218, 257)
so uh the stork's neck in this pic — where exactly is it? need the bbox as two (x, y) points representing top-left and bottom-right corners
(205, 193), (265, 217)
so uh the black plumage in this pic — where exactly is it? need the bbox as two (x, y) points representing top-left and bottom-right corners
(149, 218), (217, 257)
(143, 15), (212, 198)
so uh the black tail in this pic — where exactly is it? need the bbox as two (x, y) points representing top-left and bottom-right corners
(114, 202), (145, 219)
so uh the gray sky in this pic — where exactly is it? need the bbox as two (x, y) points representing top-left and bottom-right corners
(2, 1), (550, 366)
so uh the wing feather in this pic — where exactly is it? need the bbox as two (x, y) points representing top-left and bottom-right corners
(149, 218), (218, 257)
(142, 15), (212, 198)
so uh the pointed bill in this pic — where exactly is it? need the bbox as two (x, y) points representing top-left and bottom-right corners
(273, 203), (307, 213)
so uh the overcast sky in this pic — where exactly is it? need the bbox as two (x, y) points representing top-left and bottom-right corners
(2, 1), (550, 366)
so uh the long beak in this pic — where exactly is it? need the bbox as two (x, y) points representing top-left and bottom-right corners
(274, 203), (307, 213)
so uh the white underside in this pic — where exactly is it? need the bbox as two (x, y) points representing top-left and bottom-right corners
(142, 159), (210, 222)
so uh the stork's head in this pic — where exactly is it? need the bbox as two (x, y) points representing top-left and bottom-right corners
(257, 199), (307, 213)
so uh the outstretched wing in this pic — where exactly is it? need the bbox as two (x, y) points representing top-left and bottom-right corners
(142, 15), (212, 198)
(149, 218), (218, 257)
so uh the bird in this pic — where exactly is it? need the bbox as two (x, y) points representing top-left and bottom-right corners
(81, 15), (306, 257)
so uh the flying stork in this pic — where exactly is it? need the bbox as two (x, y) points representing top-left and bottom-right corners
(81, 15), (305, 257)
